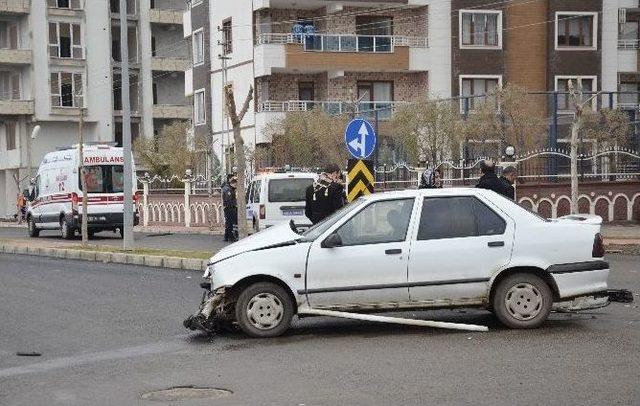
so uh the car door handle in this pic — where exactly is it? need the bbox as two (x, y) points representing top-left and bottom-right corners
(488, 241), (504, 247)
(385, 249), (402, 255)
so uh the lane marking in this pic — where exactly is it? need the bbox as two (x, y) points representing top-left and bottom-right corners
(0, 335), (192, 378)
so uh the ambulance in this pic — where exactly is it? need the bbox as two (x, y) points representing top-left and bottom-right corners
(26, 144), (138, 239)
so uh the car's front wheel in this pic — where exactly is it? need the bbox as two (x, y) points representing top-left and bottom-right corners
(235, 282), (294, 338)
(60, 217), (74, 240)
(492, 273), (553, 329)
(27, 217), (39, 238)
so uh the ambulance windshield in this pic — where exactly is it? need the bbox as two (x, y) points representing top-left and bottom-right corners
(80, 165), (124, 193)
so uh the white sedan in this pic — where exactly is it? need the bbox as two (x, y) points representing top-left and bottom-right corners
(184, 188), (610, 337)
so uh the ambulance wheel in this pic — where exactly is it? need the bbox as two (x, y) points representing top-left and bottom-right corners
(235, 282), (294, 338)
(60, 217), (74, 240)
(28, 217), (39, 238)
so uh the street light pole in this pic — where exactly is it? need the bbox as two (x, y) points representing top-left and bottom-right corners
(119, 0), (134, 249)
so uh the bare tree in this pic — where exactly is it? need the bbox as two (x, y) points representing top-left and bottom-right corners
(263, 110), (348, 168)
(224, 84), (253, 240)
(391, 100), (464, 165)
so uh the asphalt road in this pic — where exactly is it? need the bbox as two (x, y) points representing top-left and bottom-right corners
(0, 254), (638, 406)
(0, 226), (226, 253)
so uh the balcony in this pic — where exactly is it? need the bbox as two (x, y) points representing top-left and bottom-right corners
(0, 99), (33, 115)
(151, 56), (189, 71)
(0, 0), (30, 14)
(0, 48), (31, 64)
(258, 100), (406, 120)
(254, 33), (428, 75)
(149, 8), (183, 25)
(152, 104), (192, 119)
(618, 39), (640, 49)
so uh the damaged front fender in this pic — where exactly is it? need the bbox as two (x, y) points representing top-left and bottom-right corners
(183, 287), (236, 334)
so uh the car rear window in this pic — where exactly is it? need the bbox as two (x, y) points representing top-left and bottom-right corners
(268, 178), (314, 202)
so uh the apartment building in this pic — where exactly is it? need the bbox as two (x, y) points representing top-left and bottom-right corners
(0, 0), (191, 219)
(184, 0), (640, 168)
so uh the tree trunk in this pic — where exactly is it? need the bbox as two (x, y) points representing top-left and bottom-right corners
(224, 84), (253, 239)
(570, 117), (580, 214)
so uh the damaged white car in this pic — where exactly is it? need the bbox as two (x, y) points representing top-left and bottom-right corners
(184, 188), (615, 338)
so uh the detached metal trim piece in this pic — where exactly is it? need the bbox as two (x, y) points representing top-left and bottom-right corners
(547, 260), (609, 275)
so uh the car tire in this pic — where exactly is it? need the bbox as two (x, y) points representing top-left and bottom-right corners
(60, 217), (74, 240)
(235, 282), (294, 338)
(492, 273), (553, 329)
(27, 217), (39, 238)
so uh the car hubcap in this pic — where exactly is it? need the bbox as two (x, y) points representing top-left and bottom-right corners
(246, 293), (284, 330)
(504, 282), (543, 321)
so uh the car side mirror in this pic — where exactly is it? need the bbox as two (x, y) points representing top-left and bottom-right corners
(321, 232), (342, 248)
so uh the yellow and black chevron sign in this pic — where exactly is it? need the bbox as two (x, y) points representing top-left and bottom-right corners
(347, 159), (374, 202)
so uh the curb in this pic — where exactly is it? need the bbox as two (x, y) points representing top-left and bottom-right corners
(0, 242), (207, 271)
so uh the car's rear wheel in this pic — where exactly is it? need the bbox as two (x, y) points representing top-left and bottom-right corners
(235, 282), (294, 338)
(492, 273), (553, 329)
(60, 217), (74, 240)
(27, 217), (39, 238)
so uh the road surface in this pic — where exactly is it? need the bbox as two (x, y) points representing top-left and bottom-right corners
(0, 254), (638, 405)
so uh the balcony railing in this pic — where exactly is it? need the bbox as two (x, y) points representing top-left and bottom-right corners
(258, 100), (408, 120)
(256, 33), (428, 51)
(618, 39), (640, 49)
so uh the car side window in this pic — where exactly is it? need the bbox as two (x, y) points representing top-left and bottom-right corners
(335, 198), (414, 246)
(417, 196), (506, 240)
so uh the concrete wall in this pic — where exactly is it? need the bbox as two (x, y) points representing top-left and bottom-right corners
(155, 73), (186, 104)
(152, 24), (188, 58)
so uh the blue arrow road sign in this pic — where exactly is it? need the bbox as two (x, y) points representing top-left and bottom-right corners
(344, 119), (376, 159)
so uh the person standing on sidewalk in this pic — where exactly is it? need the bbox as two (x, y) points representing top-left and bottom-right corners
(476, 160), (510, 197)
(16, 192), (26, 224)
(222, 174), (238, 242)
(500, 166), (517, 201)
(305, 164), (344, 225)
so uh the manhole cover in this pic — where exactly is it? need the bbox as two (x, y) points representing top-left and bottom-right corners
(141, 386), (232, 401)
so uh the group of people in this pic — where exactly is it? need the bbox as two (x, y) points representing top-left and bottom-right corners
(305, 164), (346, 225)
(476, 160), (517, 200)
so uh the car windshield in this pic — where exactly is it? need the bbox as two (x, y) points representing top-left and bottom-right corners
(79, 165), (124, 193)
(301, 198), (366, 240)
(268, 178), (314, 202)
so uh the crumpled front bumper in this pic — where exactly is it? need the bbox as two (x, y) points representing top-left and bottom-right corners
(183, 287), (235, 334)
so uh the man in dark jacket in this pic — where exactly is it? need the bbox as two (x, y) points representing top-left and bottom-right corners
(476, 160), (510, 197)
(222, 174), (238, 242)
(500, 166), (517, 200)
(305, 164), (345, 224)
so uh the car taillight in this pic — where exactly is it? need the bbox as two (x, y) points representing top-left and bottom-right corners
(70, 192), (79, 211)
(259, 204), (265, 220)
(133, 192), (140, 204)
(592, 233), (605, 258)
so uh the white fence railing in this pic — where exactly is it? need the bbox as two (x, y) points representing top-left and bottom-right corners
(256, 33), (428, 51)
(258, 100), (407, 119)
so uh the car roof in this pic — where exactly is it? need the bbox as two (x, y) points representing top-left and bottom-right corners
(252, 172), (318, 180)
(366, 187), (493, 200)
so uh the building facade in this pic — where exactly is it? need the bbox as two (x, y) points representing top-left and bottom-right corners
(0, 0), (191, 219)
(182, 0), (639, 170)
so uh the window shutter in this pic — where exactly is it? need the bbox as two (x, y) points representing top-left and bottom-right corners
(10, 74), (19, 100)
(8, 24), (18, 49)
(48, 23), (59, 57)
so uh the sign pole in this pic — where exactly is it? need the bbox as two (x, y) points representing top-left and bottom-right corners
(120, 0), (134, 249)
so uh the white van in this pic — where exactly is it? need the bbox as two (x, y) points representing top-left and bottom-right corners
(26, 144), (138, 239)
(246, 171), (318, 232)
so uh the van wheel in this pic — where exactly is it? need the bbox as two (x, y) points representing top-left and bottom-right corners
(492, 273), (553, 329)
(27, 217), (39, 238)
(60, 217), (74, 240)
(235, 282), (294, 338)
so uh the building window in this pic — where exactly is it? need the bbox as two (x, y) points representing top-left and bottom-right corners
(51, 72), (83, 108)
(47, 0), (82, 9)
(111, 26), (138, 63)
(110, 0), (136, 15)
(556, 12), (597, 49)
(0, 71), (20, 100)
(620, 82), (640, 107)
(298, 82), (314, 101)
(460, 10), (502, 48)
(555, 76), (597, 111)
(0, 22), (19, 49)
(191, 0), (203, 7)
(222, 18), (232, 55)
(49, 22), (83, 58)
(459, 75), (501, 111)
(194, 89), (205, 125)
(192, 29), (204, 65)
(5, 122), (16, 151)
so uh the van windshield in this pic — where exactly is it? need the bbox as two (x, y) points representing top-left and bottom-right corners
(79, 165), (124, 193)
(268, 178), (314, 202)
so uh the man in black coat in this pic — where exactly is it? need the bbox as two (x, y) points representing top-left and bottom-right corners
(476, 160), (510, 198)
(305, 164), (345, 225)
(500, 166), (517, 200)
(221, 174), (238, 242)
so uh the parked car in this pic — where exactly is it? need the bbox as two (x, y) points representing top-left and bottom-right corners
(26, 144), (138, 239)
(185, 188), (609, 337)
(246, 171), (318, 232)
